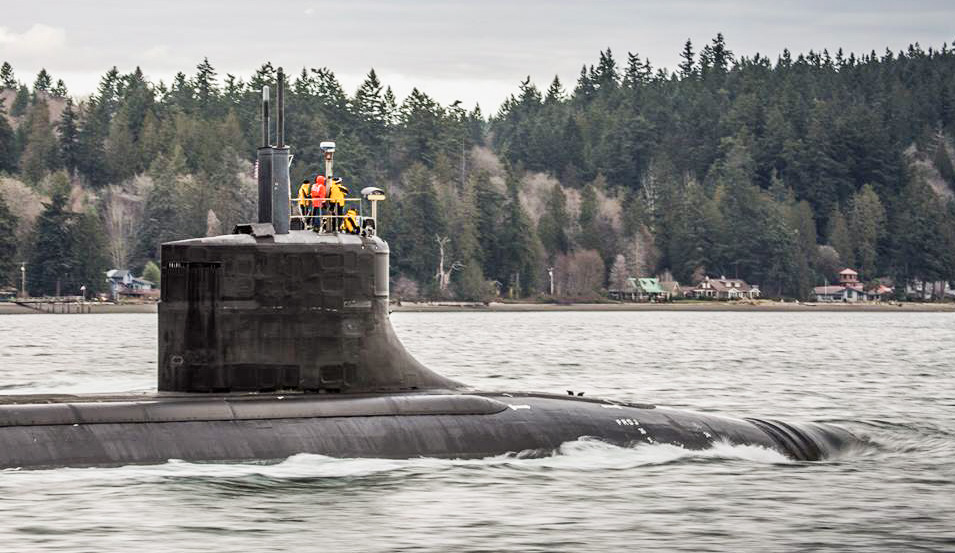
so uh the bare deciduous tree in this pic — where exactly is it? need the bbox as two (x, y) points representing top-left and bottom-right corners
(435, 235), (463, 294)
(103, 185), (144, 269)
(392, 275), (420, 303)
(206, 209), (222, 237)
(554, 249), (605, 299)
(609, 254), (629, 291)
(626, 225), (657, 278)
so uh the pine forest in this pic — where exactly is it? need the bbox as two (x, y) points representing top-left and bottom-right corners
(1, 35), (954, 300)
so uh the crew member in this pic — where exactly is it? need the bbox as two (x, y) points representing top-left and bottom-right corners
(297, 179), (312, 229)
(311, 175), (326, 230)
(327, 177), (347, 231)
(341, 208), (359, 234)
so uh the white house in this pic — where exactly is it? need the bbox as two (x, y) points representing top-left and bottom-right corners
(691, 276), (760, 300)
(106, 269), (156, 300)
(813, 268), (868, 302)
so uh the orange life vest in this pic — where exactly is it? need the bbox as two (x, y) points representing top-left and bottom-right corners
(311, 181), (326, 208)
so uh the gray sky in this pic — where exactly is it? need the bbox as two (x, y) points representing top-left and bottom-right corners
(3, 0), (954, 112)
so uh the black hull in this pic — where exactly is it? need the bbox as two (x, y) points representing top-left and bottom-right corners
(0, 392), (855, 469)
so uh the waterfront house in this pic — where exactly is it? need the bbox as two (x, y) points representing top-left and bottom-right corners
(658, 280), (683, 300)
(692, 276), (760, 300)
(609, 277), (667, 302)
(866, 284), (894, 302)
(608, 277), (640, 301)
(636, 278), (665, 301)
(106, 269), (157, 300)
(812, 268), (870, 302)
(812, 284), (862, 302)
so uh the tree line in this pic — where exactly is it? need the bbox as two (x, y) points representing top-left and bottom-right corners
(0, 35), (954, 299)
(491, 36), (955, 297)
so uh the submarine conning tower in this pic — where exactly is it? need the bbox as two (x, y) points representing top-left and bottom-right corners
(158, 68), (461, 394)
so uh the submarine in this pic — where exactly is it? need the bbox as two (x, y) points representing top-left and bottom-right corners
(0, 69), (856, 470)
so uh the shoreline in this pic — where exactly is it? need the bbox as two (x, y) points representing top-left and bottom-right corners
(391, 300), (955, 313)
(1, 301), (952, 315)
(0, 303), (159, 315)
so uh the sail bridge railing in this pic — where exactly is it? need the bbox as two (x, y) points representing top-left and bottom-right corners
(288, 197), (376, 236)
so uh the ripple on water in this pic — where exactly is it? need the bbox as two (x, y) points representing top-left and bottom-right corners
(0, 311), (952, 552)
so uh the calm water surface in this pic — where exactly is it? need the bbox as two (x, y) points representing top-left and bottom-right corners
(0, 311), (953, 552)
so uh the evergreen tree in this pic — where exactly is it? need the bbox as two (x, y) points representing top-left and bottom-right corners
(19, 99), (60, 185)
(71, 209), (110, 294)
(249, 62), (276, 92)
(10, 85), (29, 117)
(0, 62), (15, 89)
(473, 171), (504, 280)
(667, 180), (710, 282)
(594, 49), (619, 92)
(678, 39), (696, 79)
(934, 140), (955, 184)
(0, 193), (18, 285)
(137, 148), (188, 262)
(0, 100), (16, 173)
(784, 197), (818, 295)
(537, 182), (570, 257)
(497, 174), (541, 296)
(169, 72), (195, 113)
(848, 184), (886, 278)
(193, 57), (219, 114)
(26, 175), (73, 295)
(449, 172), (491, 300)
(826, 205), (854, 267)
(351, 69), (391, 180)
(890, 177), (954, 286)
(32, 69), (52, 95)
(105, 105), (138, 181)
(391, 163), (447, 283)
(544, 76), (565, 104)
(399, 89), (446, 167)
(577, 184), (599, 251)
(76, 68), (121, 185)
(623, 52), (650, 89)
(51, 79), (68, 98)
(450, 172), (481, 263)
(58, 98), (81, 175)
(353, 69), (388, 127)
(574, 64), (596, 102)
(142, 260), (161, 285)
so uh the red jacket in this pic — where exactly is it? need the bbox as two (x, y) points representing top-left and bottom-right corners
(311, 182), (326, 208)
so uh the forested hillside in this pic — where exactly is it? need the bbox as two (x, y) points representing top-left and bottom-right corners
(1, 35), (954, 299)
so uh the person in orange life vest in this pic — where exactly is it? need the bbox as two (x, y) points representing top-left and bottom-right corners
(310, 175), (326, 229)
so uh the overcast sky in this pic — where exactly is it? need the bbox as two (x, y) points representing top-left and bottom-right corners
(3, 0), (954, 112)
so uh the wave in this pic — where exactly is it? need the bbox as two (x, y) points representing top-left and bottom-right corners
(1, 439), (794, 484)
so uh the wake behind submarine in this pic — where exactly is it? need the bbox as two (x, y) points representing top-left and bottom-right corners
(0, 69), (856, 469)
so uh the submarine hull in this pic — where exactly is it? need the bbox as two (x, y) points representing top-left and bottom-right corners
(0, 392), (854, 469)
